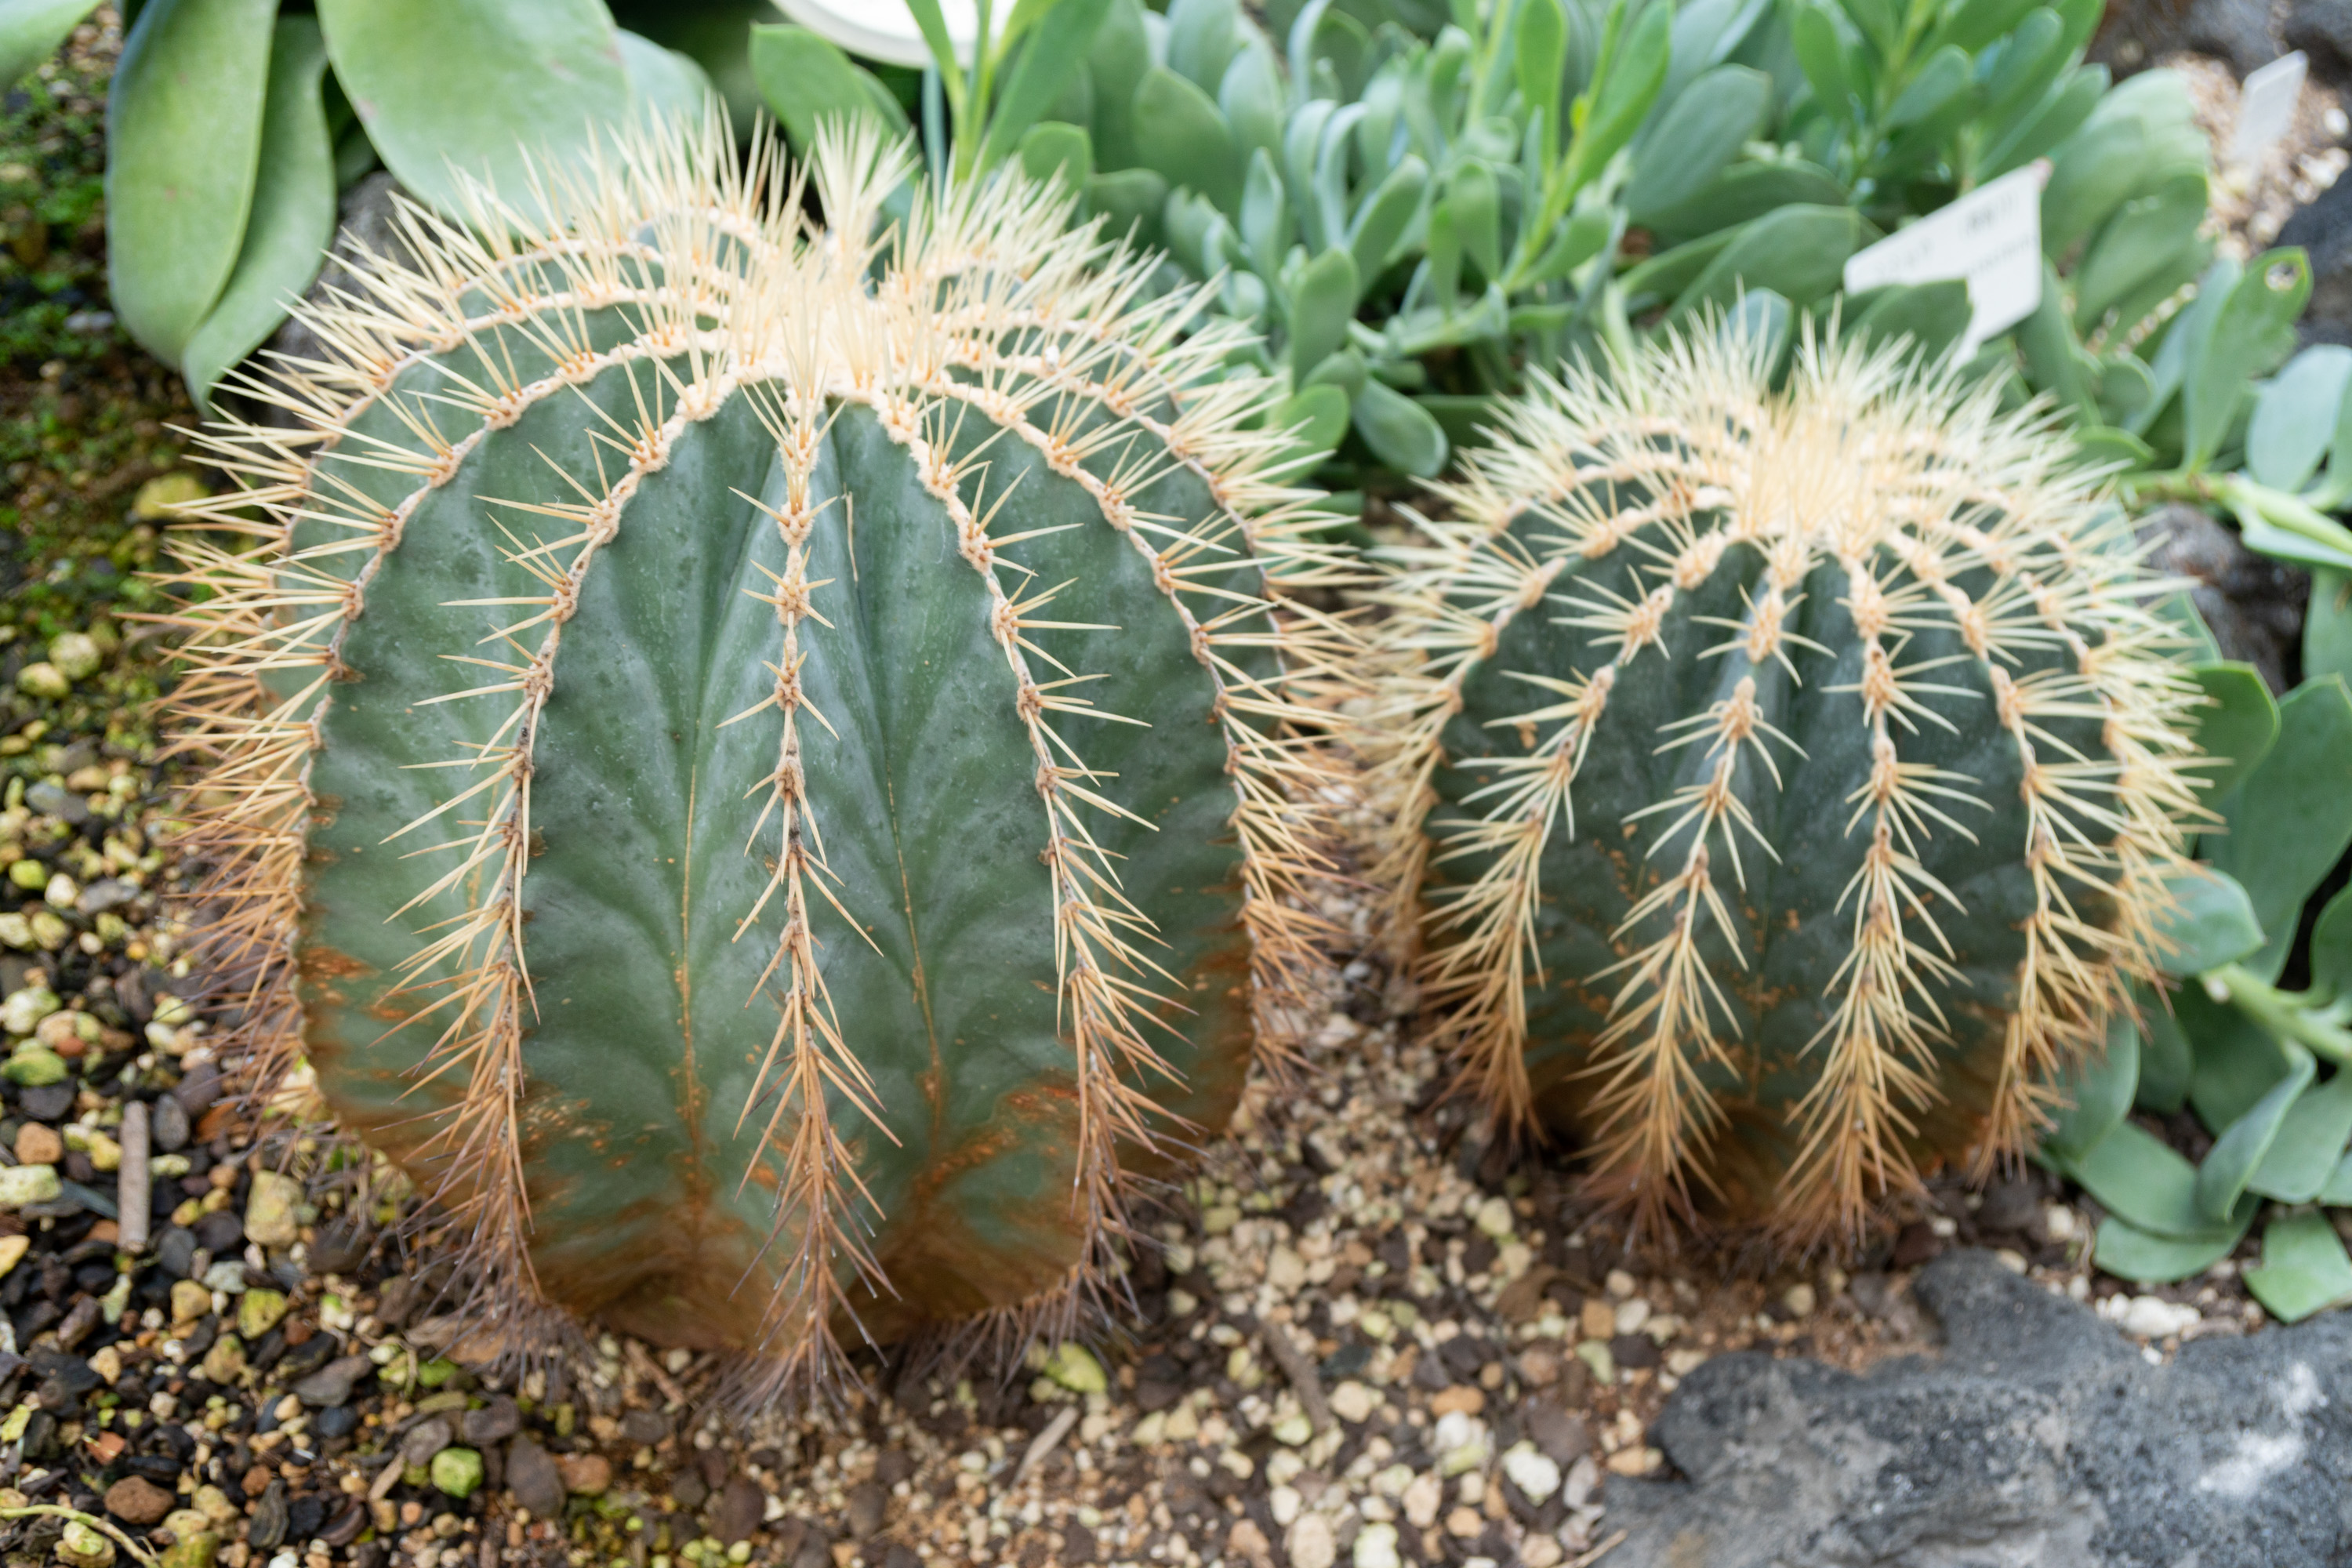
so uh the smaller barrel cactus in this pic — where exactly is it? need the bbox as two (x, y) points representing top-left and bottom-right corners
(160, 118), (1347, 1399)
(1368, 325), (2205, 1243)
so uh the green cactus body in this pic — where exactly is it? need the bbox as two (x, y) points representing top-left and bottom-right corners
(1369, 328), (2200, 1241)
(165, 124), (1341, 1392)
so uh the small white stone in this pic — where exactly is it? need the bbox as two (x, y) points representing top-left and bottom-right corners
(1783, 1283), (1816, 1318)
(1268, 1246), (1308, 1291)
(1614, 1298), (1652, 1336)
(1605, 1269), (1637, 1299)
(1666, 1348), (1708, 1377)
(1286, 1512), (1337, 1568)
(1269, 1485), (1303, 1527)
(1473, 1196), (1515, 1240)
(2044, 1205), (2077, 1242)
(1503, 1440), (1563, 1504)
(1353, 1522), (1402, 1568)
(1329, 1381), (1377, 1424)
(1401, 1472), (1443, 1527)
(2116, 1295), (2199, 1339)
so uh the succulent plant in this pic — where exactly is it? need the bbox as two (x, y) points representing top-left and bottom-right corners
(159, 120), (1345, 1397)
(1367, 321), (2204, 1243)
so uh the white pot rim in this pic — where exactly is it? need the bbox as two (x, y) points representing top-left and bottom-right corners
(771, 0), (1008, 70)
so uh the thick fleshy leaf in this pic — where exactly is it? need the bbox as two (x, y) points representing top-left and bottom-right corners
(2242, 1210), (2352, 1322)
(0, 0), (99, 87)
(2194, 1044), (2314, 1223)
(181, 16), (336, 412)
(315, 0), (632, 220)
(2248, 346), (2352, 494)
(978, 0), (1114, 169)
(1668, 205), (1870, 321)
(2312, 884), (2352, 999)
(2185, 250), (2312, 471)
(617, 29), (712, 124)
(1015, 121), (1091, 191)
(1352, 381), (1446, 478)
(1133, 65), (1240, 212)
(748, 24), (909, 151)
(105, 0), (278, 362)
(2247, 1069), (2352, 1203)
(2093, 1205), (2256, 1283)
(2183, 661), (2278, 804)
(1627, 64), (1771, 223)
(2062, 1118), (2223, 1238)
(2183, 982), (2296, 1132)
(2042, 1014), (2138, 1163)
(2308, 569), (2352, 686)
(2137, 992), (2193, 1113)
(2148, 864), (2264, 978)
(2208, 675), (2352, 981)
(1288, 247), (1359, 378)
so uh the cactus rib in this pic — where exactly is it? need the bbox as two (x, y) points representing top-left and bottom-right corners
(158, 118), (1350, 1395)
(1367, 325), (2203, 1243)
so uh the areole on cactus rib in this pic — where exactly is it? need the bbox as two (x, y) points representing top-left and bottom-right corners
(162, 120), (1345, 1396)
(1369, 326), (2205, 1243)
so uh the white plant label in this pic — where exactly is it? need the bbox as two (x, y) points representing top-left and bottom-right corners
(2232, 51), (2308, 166)
(773, 0), (1007, 68)
(1841, 162), (2048, 360)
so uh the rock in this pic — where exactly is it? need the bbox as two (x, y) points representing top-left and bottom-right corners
(1610, 1331), (1661, 1370)
(200, 1334), (245, 1384)
(315, 1404), (359, 1439)
(556, 1452), (612, 1496)
(506, 1437), (564, 1517)
(293, 1354), (372, 1407)
(158, 1532), (220, 1568)
(1976, 1177), (2041, 1234)
(105, 1474), (176, 1525)
(713, 1475), (766, 1542)
(1503, 1440), (1563, 1504)
(194, 1209), (243, 1254)
(243, 1170), (303, 1248)
(237, 1288), (288, 1339)
(1134, 1377), (1183, 1413)
(151, 1094), (189, 1152)
(172, 1061), (223, 1116)
(2289, 0), (2352, 84)
(1523, 1402), (1591, 1467)
(0, 1163), (60, 1207)
(2137, 506), (2309, 694)
(18, 1082), (72, 1121)
(74, 879), (135, 916)
(2, 1049), (67, 1087)
(617, 1407), (668, 1445)
(0, 1234), (26, 1278)
(1607, 1250), (2352, 1567)
(463, 1395), (521, 1444)
(47, 633), (100, 682)
(399, 1417), (454, 1467)
(2114, 1294), (2201, 1339)
(2090, 0), (2281, 78)
(847, 1479), (887, 1537)
(1352, 1522), (1401, 1568)
(1043, 1342), (1106, 1393)
(246, 1483), (288, 1550)
(307, 1218), (368, 1276)
(159, 1229), (199, 1281)
(16, 663), (69, 701)
(13, 1122), (60, 1164)
(1286, 1512), (1338, 1568)
(57, 1518), (114, 1567)
(671, 1468), (708, 1509)
(430, 1446), (485, 1498)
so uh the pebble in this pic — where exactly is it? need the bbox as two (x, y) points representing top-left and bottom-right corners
(151, 1092), (189, 1152)
(399, 1417), (454, 1467)
(556, 1451), (612, 1495)
(2113, 1294), (2201, 1339)
(1353, 1521), (1402, 1568)
(103, 1474), (175, 1525)
(1472, 1196), (1515, 1239)
(1329, 1380), (1376, 1423)
(237, 1288), (288, 1338)
(713, 1475), (766, 1542)
(1784, 1282), (1817, 1318)
(1606, 1269), (1638, 1298)
(847, 1479), (887, 1537)
(1286, 1512), (1338, 1568)
(0, 1163), (60, 1207)
(1401, 1473), (1443, 1527)
(1044, 1343), (1106, 1394)
(429, 1446), (484, 1498)
(463, 1394), (521, 1443)
(1504, 1441), (1564, 1503)
(243, 1170), (302, 1248)
(0, 1235), (27, 1278)
(13, 1122), (60, 1164)
(293, 1354), (372, 1407)
(506, 1437), (564, 1517)
(1615, 1297), (1652, 1336)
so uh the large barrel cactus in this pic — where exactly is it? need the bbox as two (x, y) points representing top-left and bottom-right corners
(1369, 326), (2202, 1243)
(163, 121), (1343, 1396)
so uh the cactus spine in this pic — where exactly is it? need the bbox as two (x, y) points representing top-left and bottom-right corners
(1369, 326), (2202, 1243)
(162, 121), (1345, 1397)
